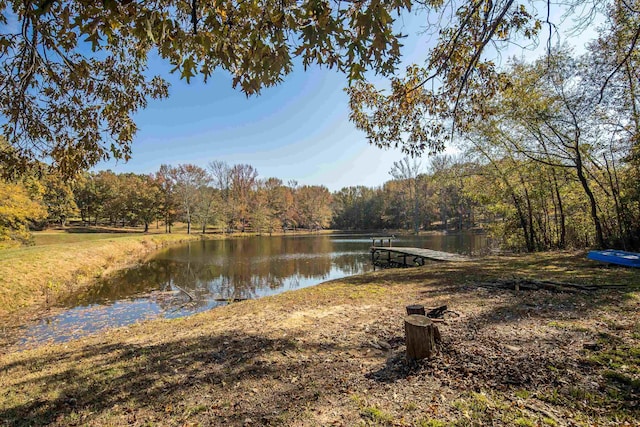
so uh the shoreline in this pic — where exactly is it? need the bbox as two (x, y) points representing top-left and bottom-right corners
(1, 228), (341, 316)
(0, 229), (348, 349)
(0, 232), (214, 349)
(1, 251), (638, 425)
(0, 233), (210, 315)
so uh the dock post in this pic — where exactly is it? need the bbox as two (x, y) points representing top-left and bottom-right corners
(371, 248), (375, 271)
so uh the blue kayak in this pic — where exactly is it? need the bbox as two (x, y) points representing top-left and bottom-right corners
(587, 250), (640, 268)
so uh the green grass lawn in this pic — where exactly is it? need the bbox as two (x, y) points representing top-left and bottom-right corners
(30, 223), (186, 246)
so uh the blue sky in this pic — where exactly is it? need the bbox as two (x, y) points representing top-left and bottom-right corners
(97, 7), (600, 191)
(97, 12), (434, 192)
(101, 63), (410, 191)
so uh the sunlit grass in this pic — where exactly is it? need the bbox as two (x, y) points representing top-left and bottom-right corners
(32, 231), (138, 246)
(0, 231), (208, 315)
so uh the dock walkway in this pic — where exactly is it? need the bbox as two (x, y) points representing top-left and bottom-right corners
(370, 246), (471, 268)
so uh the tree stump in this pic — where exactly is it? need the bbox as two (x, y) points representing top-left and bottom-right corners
(404, 314), (441, 361)
(406, 304), (426, 315)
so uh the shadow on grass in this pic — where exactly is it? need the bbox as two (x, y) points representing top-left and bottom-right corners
(1, 330), (365, 426)
(63, 226), (144, 234)
(363, 259), (639, 420)
(3, 253), (638, 425)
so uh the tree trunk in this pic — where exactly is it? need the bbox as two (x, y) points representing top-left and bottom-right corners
(575, 144), (604, 248)
(604, 155), (626, 247)
(404, 315), (440, 361)
(511, 192), (533, 252)
(551, 170), (566, 248)
(520, 176), (537, 251)
(413, 199), (420, 234)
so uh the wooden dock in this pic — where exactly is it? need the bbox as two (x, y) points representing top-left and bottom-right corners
(370, 246), (471, 268)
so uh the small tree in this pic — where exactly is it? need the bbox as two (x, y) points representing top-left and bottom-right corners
(0, 180), (47, 247)
(389, 157), (423, 234)
(170, 164), (211, 234)
(42, 171), (78, 227)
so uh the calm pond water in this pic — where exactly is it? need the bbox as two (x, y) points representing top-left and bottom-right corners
(18, 232), (487, 347)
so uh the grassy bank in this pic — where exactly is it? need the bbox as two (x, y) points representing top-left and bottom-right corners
(0, 227), (334, 317)
(0, 230), (210, 316)
(1, 252), (638, 426)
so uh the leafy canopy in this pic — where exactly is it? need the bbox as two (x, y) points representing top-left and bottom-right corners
(3, 0), (635, 178)
(349, 0), (640, 158)
(1, 0), (409, 177)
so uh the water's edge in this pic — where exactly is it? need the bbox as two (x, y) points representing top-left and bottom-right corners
(10, 232), (487, 349)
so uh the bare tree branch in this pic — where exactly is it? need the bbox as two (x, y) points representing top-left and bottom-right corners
(598, 23), (640, 103)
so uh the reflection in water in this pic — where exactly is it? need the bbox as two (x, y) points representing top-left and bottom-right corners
(19, 232), (487, 347)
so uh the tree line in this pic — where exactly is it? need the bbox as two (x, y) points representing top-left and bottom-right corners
(75, 162), (336, 236)
(460, 49), (640, 252)
(1, 133), (638, 252)
(348, 1), (640, 252)
(0, 160), (335, 246)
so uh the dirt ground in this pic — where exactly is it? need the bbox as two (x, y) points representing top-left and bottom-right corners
(1, 253), (638, 426)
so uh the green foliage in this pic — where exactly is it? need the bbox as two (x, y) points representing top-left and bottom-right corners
(42, 171), (79, 226)
(332, 185), (386, 230)
(347, 1), (640, 250)
(74, 170), (162, 231)
(348, 0), (544, 156)
(360, 405), (394, 424)
(331, 154), (476, 233)
(587, 346), (640, 374)
(295, 185), (333, 230)
(451, 44), (640, 251)
(514, 417), (536, 427)
(13, 163), (332, 236)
